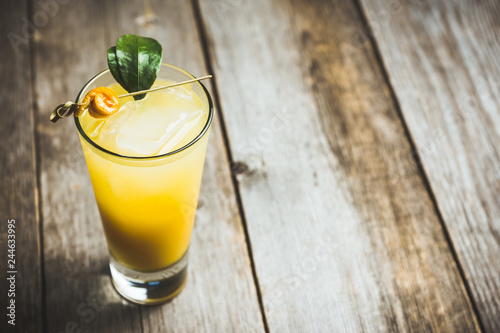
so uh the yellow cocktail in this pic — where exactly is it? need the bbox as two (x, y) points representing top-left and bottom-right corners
(75, 64), (213, 303)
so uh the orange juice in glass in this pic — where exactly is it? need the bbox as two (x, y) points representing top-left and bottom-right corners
(75, 64), (213, 304)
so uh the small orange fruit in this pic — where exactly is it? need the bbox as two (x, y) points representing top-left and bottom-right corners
(75, 87), (120, 118)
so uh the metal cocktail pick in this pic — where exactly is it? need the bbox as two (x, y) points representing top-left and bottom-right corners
(50, 75), (213, 123)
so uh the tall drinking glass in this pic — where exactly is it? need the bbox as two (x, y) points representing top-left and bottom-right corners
(74, 64), (213, 304)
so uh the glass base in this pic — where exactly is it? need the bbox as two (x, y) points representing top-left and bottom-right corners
(109, 251), (188, 305)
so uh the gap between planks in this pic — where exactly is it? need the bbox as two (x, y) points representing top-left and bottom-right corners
(352, 0), (485, 331)
(190, 0), (270, 332)
(26, 0), (48, 331)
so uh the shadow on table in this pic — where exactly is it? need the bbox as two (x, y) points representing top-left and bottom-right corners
(43, 256), (142, 333)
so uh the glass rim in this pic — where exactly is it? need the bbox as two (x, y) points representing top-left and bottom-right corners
(74, 63), (214, 160)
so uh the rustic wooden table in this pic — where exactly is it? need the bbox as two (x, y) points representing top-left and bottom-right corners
(1, 0), (499, 332)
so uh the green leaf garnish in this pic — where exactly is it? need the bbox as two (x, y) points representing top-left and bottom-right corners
(107, 46), (127, 90)
(107, 34), (163, 100)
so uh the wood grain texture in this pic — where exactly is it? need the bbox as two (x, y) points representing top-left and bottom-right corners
(32, 0), (264, 332)
(0, 1), (43, 332)
(32, 0), (143, 331)
(357, 1), (500, 331)
(198, 0), (481, 331)
(111, 0), (265, 331)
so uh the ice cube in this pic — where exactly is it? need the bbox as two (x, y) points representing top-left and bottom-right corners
(94, 99), (138, 153)
(113, 89), (204, 156)
(157, 110), (204, 155)
(84, 81), (206, 157)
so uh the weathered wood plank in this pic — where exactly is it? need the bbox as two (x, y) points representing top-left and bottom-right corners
(0, 1), (43, 332)
(33, 0), (263, 332)
(358, 1), (500, 331)
(198, 0), (481, 331)
(109, 0), (265, 331)
(32, 0), (143, 331)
